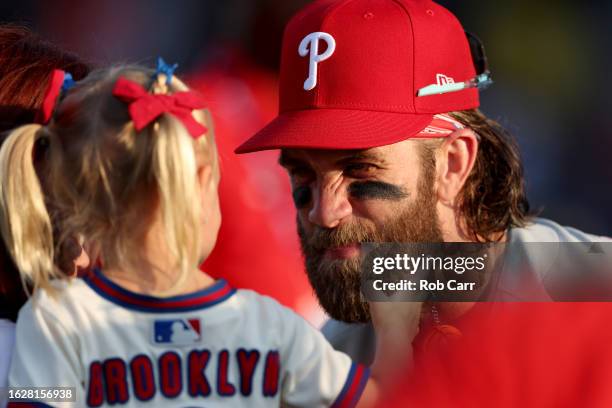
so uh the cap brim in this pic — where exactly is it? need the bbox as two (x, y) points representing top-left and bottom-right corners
(235, 109), (434, 154)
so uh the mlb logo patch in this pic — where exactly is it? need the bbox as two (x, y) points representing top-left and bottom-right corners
(153, 318), (201, 345)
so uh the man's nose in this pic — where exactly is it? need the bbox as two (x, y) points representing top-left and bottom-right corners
(308, 181), (352, 228)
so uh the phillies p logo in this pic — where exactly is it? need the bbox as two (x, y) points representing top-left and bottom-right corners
(298, 32), (336, 91)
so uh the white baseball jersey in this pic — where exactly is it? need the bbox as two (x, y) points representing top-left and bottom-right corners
(9, 270), (369, 407)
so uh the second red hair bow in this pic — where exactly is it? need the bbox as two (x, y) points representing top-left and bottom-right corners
(36, 69), (75, 124)
(112, 77), (207, 138)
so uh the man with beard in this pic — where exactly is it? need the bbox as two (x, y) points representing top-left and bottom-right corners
(236, 0), (611, 367)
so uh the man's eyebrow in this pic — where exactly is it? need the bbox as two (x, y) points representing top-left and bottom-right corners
(336, 151), (387, 166)
(278, 150), (387, 168)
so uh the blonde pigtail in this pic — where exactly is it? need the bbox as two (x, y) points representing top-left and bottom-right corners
(0, 125), (57, 294)
(150, 115), (202, 293)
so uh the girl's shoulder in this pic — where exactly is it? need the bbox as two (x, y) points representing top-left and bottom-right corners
(17, 278), (92, 327)
(232, 287), (292, 313)
(231, 288), (315, 330)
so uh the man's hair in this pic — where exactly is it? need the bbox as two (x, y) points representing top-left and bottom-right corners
(423, 109), (531, 242)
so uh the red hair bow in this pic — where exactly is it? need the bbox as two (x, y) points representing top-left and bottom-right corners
(112, 77), (208, 138)
(36, 69), (66, 124)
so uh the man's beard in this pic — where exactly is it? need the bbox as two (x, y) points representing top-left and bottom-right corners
(298, 171), (443, 323)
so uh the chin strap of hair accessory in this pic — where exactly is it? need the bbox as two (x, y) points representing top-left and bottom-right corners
(36, 69), (76, 124)
(112, 76), (207, 138)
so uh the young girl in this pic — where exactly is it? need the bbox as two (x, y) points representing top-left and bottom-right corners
(0, 25), (90, 406)
(1, 65), (418, 407)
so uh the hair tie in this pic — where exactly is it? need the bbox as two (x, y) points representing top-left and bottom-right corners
(36, 69), (76, 124)
(155, 57), (178, 85)
(112, 77), (207, 138)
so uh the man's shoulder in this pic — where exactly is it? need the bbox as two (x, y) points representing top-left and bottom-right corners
(510, 218), (611, 243)
(500, 218), (612, 300)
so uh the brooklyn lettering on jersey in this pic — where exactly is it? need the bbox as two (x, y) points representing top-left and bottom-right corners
(86, 348), (280, 406)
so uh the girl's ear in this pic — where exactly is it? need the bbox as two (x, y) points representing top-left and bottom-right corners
(197, 163), (214, 191)
(435, 128), (479, 204)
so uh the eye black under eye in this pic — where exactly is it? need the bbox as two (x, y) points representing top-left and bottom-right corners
(292, 185), (312, 208)
(348, 180), (408, 201)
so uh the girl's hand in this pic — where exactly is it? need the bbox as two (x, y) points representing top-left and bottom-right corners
(369, 300), (423, 385)
(356, 300), (423, 407)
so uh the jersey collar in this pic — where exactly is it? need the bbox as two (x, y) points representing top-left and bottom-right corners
(83, 268), (236, 313)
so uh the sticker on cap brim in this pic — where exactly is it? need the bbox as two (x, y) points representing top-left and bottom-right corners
(418, 72), (492, 97)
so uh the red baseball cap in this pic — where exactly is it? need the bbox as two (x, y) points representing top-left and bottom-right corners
(236, 0), (486, 154)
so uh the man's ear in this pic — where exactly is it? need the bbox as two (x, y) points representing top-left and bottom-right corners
(436, 128), (479, 203)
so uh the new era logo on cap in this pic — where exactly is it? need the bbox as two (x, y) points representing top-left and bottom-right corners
(436, 74), (455, 86)
(236, 0), (483, 154)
